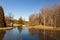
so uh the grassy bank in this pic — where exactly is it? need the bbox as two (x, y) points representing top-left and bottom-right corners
(0, 27), (13, 30)
(25, 25), (60, 30)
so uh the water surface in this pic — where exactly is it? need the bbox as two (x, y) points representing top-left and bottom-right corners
(0, 27), (40, 40)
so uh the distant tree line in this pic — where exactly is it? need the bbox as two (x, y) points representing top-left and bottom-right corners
(5, 15), (24, 27)
(29, 5), (60, 27)
(17, 17), (24, 25)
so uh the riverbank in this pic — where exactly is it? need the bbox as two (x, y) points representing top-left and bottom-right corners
(25, 25), (60, 31)
(0, 27), (13, 30)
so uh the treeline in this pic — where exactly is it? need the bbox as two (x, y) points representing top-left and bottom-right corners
(29, 5), (60, 27)
(5, 14), (24, 27)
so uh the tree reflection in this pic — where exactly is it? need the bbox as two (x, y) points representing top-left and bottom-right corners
(0, 30), (6, 40)
(29, 28), (39, 36)
(17, 26), (23, 32)
(38, 30), (60, 40)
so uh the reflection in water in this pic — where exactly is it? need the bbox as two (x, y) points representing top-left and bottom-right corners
(3, 27), (40, 40)
(29, 28), (39, 36)
(38, 30), (60, 40)
(0, 30), (6, 40)
(17, 26), (23, 32)
(29, 28), (41, 40)
(0, 27), (60, 40)
(20, 27), (39, 40)
(3, 28), (20, 40)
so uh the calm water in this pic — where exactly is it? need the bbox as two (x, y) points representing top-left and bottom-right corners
(0, 27), (40, 40)
(0, 27), (60, 40)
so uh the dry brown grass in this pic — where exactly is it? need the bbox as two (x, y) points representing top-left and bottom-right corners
(25, 25), (60, 31)
(0, 27), (13, 30)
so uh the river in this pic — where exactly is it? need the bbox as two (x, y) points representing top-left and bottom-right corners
(0, 27), (40, 40)
(0, 26), (60, 40)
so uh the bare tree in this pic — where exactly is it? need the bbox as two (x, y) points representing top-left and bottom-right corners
(29, 4), (60, 27)
(5, 13), (14, 27)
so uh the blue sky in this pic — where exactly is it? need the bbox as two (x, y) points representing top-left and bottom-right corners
(0, 0), (60, 21)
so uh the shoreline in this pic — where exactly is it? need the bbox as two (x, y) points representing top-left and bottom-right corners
(25, 25), (60, 31)
(0, 27), (13, 30)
